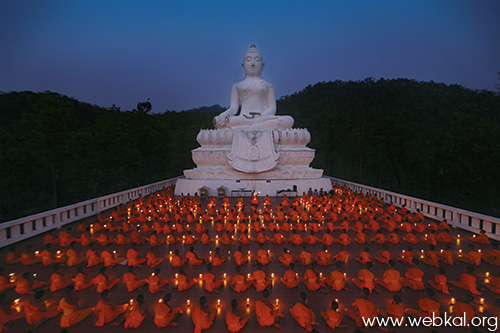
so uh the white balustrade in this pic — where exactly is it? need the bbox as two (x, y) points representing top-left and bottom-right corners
(0, 176), (181, 248)
(329, 177), (500, 241)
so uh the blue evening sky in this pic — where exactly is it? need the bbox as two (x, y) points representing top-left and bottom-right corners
(1, 0), (499, 112)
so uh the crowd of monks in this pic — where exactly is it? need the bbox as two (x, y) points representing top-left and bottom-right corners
(1, 185), (499, 332)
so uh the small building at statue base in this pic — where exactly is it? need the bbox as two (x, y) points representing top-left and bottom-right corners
(175, 128), (332, 197)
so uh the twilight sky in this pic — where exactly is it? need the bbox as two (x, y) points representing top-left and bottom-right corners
(1, 0), (499, 112)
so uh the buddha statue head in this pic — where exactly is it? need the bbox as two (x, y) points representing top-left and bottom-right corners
(242, 44), (264, 78)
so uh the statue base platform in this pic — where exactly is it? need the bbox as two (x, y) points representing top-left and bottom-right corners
(175, 127), (332, 197)
(174, 177), (332, 197)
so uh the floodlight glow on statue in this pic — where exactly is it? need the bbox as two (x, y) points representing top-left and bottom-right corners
(213, 44), (294, 130)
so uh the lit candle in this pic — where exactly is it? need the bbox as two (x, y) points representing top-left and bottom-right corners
(319, 272), (323, 279)
(480, 298), (484, 305)
(451, 298), (455, 304)
(271, 273), (274, 279)
(486, 272), (490, 278)
(275, 299), (279, 306)
(217, 299), (221, 307)
(159, 298), (163, 303)
(247, 273), (251, 279)
(246, 298), (250, 306)
(187, 299), (191, 307)
(129, 299), (134, 306)
(223, 273), (227, 279)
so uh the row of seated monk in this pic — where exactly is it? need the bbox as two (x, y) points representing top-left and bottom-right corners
(1, 257), (497, 331)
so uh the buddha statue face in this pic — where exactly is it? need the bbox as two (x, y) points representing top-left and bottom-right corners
(242, 44), (264, 77)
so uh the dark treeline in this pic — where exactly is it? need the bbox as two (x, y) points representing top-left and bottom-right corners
(0, 78), (499, 222)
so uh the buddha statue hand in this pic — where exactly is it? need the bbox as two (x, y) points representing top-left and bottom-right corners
(213, 113), (229, 128)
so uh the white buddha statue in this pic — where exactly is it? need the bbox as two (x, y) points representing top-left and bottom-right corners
(213, 44), (294, 130)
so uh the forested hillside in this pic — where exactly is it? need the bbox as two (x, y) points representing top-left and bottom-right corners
(1, 78), (499, 222)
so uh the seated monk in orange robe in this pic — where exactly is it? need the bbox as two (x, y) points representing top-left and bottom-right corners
(320, 231), (335, 246)
(154, 293), (182, 328)
(377, 260), (403, 291)
(370, 232), (386, 245)
(100, 249), (123, 268)
(123, 266), (147, 292)
(325, 262), (348, 291)
(255, 245), (271, 266)
(93, 267), (119, 293)
(405, 288), (441, 318)
(321, 300), (343, 329)
(72, 265), (93, 291)
(202, 263), (223, 293)
(290, 293), (321, 331)
(145, 249), (164, 268)
(458, 244), (482, 266)
(303, 263), (325, 292)
(255, 289), (283, 328)
(279, 248), (294, 266)
(65, 248), (84, 267)
(403, 232), (419, 245)
(315, 246), (332, 266)
(333, 246), (349, 263)
(483, 273), (500, 294)
(23, 290), (60, 326)
(170, 249), (186, 267)
(148, 268), (168, 294)
(449, 266), (481, 295)
(94, 289), (128, 326)
(58, 286), (94, 328)
(355, 247), (371, 264)
(124, 294), (147, 328)
(439, 244), (455, 265)
(482, 243), (500, 265)
(211, 247), (226, 266)
(304, 232), (319, 245)
(436, 231), (452, 243)
(296, 245), (312, 266)
(345, 288), (378, 327)
(225, 299), (248, 332)
(255, 232), (268, 244)
(39, 244), (56, 266)
(192, 296), (216, 333)
(354, 232), (367, 244)
(186, 246), (205, 266)
(50, 264), (72, 292)
(396, 246), (415, 265)
(231, 266), (252, 292)
(126, 247), (146, 267)
(221, 232), (236, 245)
(378, 295), (405, 323)
(280, 262), (301, 288)
(15, 272), (45, 294)
(375, 245), (392, 264)
(403, 259), (425, 290)
(421, 245), (439, 267)
(335, 233), (351, 246)
(428, 267), (450, 294)
(451, 294), (478, 328)
(421, 233), (437, 246)
(238, 233), (252, 245)
(470, 229), (490, 245)
(252, 263), (271, 292)
(387, 232), (400, 245)
(288, 232), (303, 246)
(233, 246), (248, 266)
(175, 267), (198, 291)
(200, 232), (212, 245)
(352, 262), (375, 293)
(271, 232), (285, 245)
(19, 245), (38, 266)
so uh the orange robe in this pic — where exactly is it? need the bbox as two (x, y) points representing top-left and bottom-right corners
(297, 251), (312, 265)
(23, 301), (60, 325)
(333, 251), (349, 263)
(325, 270), (346, 291)
(430, 274), (449, 294)
(94, 300), (128, 326)
(252, 270), (270, 292)
(225, 309), (248, 332)
(233, 251), (248, 266)
(303, 269), (323, 291)
(290, 302), (317, 331)
(154, 302), (183, 328)
(351, 298), (377, 327)
(316, 251), (331, 266)
(50, 272), (70, 292)
(405, 267), (425, 290)
(93, 274), (119, 293)
(186, 251), (203, 265)
(148, 274), (168, 294)
(124, 303), (146, 328)
(353, 269), (375, 292)
(280, 269), (301, 288)
(381, 269), (402, 292)
(231, 274), (252, 292)
(126, 248), (146, 266)
(170, 254), (186, 267)
(177, 273), (197, 291)
(202, 272), (222, 292)
(256, 249), (270, 265)
(58, 297), (93, 328)
(255, 300), (281, 327)
(86, 249), (100, 267)
(279, 253), (294, 266)
(192, 305), (215, 333)
(323, 308), (342, 329)
(72, 272), (93, 291)
(123, 272), (147, 292)
(452, 302), (475, 326)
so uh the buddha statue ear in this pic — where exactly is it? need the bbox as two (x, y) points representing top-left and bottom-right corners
(260, 63), (265, 79)
(242, 63), (246, 78)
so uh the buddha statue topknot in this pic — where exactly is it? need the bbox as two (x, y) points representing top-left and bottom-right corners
(213, 44), (294, 130)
